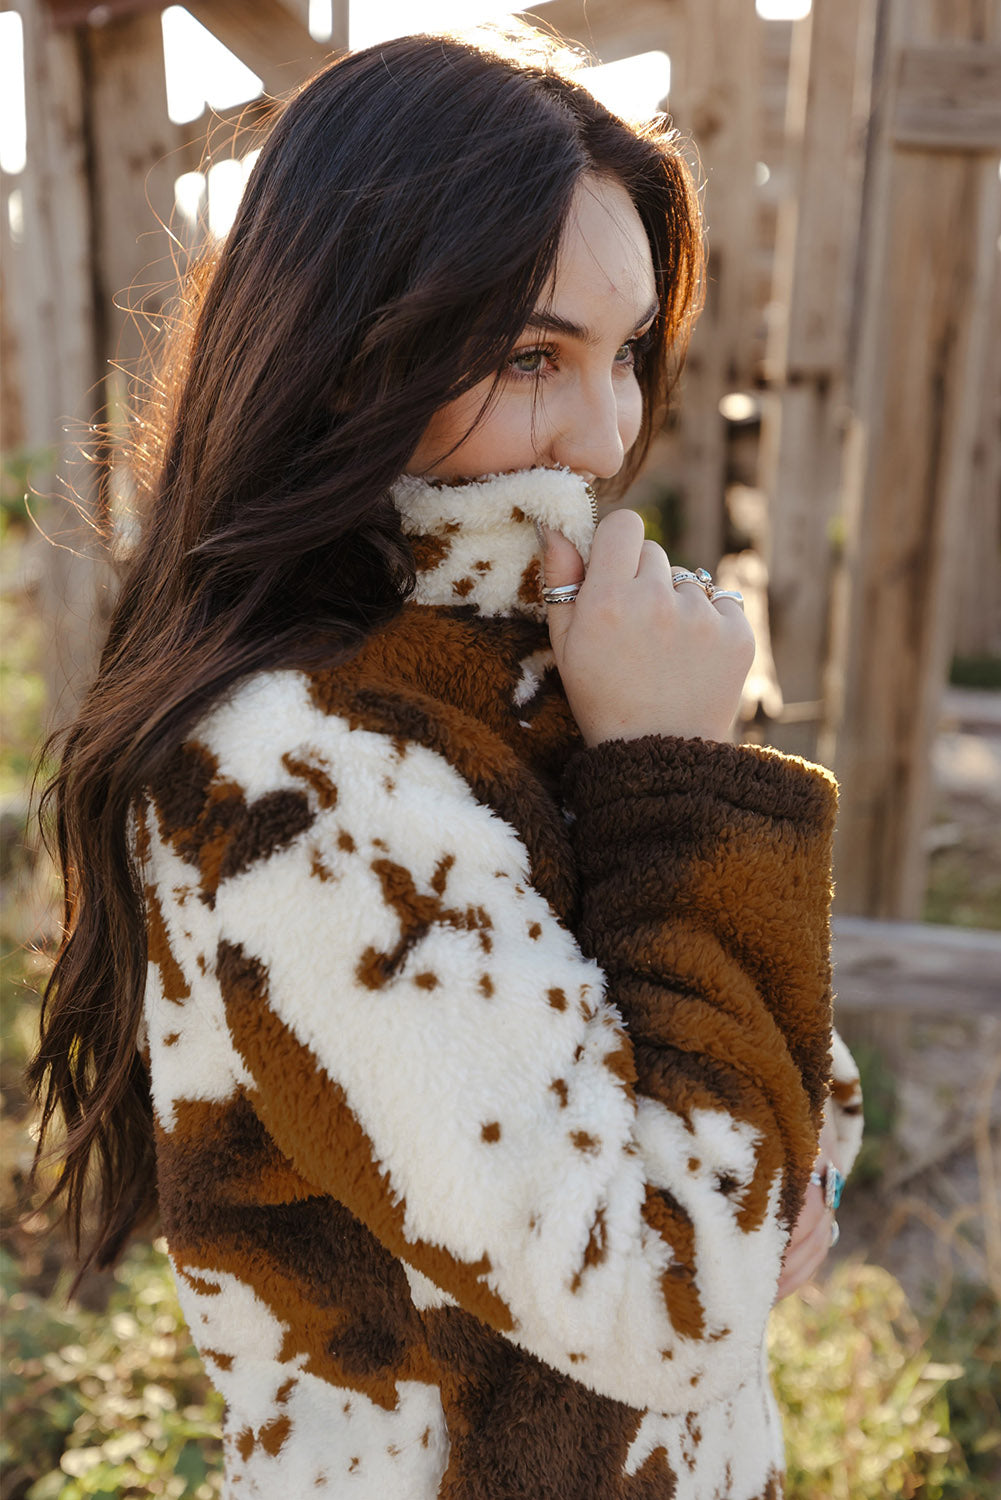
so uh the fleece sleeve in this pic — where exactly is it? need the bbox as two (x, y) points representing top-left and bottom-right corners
(143, 671), (838, 1416)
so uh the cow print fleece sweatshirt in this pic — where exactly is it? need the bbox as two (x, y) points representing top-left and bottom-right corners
(139, 466), (862, 1499)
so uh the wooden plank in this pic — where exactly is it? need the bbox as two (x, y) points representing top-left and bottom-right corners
(832, 916), (1001, 1014)
(952, 234), (1001, 658)
(184, 0), (330, 97)
(520, 0), (680, 66)
(895, 44), (1001, 150)
(756, 0), (875, 758)
(822, 0), (1001, 918)
(664, 0), (761, 570)
(10, 0), (109, 722)
(44, 0), (160, 23)
(86, 9), (189, 371)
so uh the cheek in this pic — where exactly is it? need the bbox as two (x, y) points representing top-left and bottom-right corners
(619, 378), (644, 448)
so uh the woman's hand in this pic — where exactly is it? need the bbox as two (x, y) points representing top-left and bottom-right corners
(775, 1114), (843, 1300)
(542, 512), (755, 747)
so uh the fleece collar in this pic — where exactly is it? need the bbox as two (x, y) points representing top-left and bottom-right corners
(390, 467), (597, 621)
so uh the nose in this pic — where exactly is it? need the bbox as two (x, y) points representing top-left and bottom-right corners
(550, 376), (629, 481)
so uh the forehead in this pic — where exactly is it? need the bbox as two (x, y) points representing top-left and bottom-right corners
(547, 174), (656, 322)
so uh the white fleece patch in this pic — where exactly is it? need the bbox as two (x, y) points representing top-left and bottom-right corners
(392, 467), (596, 619)
(143, 824), (254, 1131)
(623, 1350), (783, 1499)
(172, 1262), (447, 1499)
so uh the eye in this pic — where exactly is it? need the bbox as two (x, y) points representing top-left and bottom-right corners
(615, 327), (656, 371)
(506, 345), (559, 377)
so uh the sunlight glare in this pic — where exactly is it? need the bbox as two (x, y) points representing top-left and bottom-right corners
(309, 0), (333, 41)
(161, 6), (264, 125)
(350, 0), (553, 49)
(0, 11), (27, 176)
(583, 51), (671, 122)
(756, 0), (812, 18)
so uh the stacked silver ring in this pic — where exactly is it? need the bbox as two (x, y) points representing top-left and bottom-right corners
(542, 583), (581, 605)
(672, 566), (744, 609)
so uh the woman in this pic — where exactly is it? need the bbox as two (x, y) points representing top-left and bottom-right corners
(30, 24), (862, 1498)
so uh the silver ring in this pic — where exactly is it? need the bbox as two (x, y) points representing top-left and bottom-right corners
(709, 588), (745, 610)
(810, 1164), (846, 1212)
(830, 1219), (840, 1248)
(671, 569), (709, 593)
(542, 583), (580, 604)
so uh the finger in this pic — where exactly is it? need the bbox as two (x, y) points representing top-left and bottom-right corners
(635, 537), (673, 583)
(586, 508), (647, 586)
(540, 525), (585, 652)
(540, 524), (585, 591)
(711, 596), (746, 621)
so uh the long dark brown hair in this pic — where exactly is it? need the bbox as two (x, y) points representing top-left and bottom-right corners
(27, 24), (703, 1278)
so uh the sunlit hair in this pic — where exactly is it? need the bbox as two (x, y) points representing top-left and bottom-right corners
(28, 22), (704, 1280)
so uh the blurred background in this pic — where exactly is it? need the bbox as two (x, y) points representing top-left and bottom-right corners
(1, 1), (999, 1495)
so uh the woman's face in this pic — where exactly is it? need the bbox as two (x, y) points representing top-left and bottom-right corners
(406, 173), (658, 483)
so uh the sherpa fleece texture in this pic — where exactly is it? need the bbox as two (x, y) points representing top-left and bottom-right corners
(139, 467), (862, 1499)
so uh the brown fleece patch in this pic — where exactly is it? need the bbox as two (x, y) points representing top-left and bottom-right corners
(203, 1348), (233, 1370)
(145, 882), (190, 1004)
(602, 1042), (636, 1097)
(621, 1443), (679, 1498)
(408, 532), (454, 573)
(549, 1078), (568, 1108)
(150, 741), (315, 906)
(282, 750), (338, 810)
(421, 1303), (645, 1499)
(831, 1075), (863, 1112)
(355, 857), (493, 991)
(547, 987), (567, 1011)
(478, 974), (494, 998)
(216, 939), (515, 1338)
(641, 1185), (706, 1340)
(570, 1205), (607, 1292)
(259, 1413), (292, 1456)
(571, 1130), (600, 1155)
(452, 577), (475, 598)
(480, 1122), (501, 1143)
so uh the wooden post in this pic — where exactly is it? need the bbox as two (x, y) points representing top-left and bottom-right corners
(8, 0), (108, 724)
(756, 0), (875, 759)
(667, 0), (761, 570)
(821, 0), (1001, 918)
(85, 9), (186, 374)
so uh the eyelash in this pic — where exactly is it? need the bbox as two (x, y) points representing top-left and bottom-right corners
(505, 326), (656, 381)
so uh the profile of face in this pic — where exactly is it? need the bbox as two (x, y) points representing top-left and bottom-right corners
(406, 173), (658, 484)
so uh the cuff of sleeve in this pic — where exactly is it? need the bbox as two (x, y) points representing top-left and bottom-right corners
(563, 734), (838, 854)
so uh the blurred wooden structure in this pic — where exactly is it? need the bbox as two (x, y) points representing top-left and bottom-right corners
(1, 0), (999, 927)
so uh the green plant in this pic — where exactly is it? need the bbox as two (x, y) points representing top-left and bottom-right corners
(771, 1261), (961, 1499)
(1, 1239), (223, 1499)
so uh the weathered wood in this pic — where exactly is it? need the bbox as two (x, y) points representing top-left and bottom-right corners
(522, 0), (679, 67)
(894, 43), (1001, 151)
(953, 234), (1001, 659)
(10, 0), (109, 722)
(85, 9), (188, 371)
(665, 0), (762, 569)
(832, 916), (1001, 1015)
(184, 0), (329, 97)
(822, 0), (1001, 918)
(757, 0), (875, 759)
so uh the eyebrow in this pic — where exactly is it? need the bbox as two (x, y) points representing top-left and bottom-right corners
(523, 298), (659, 345)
